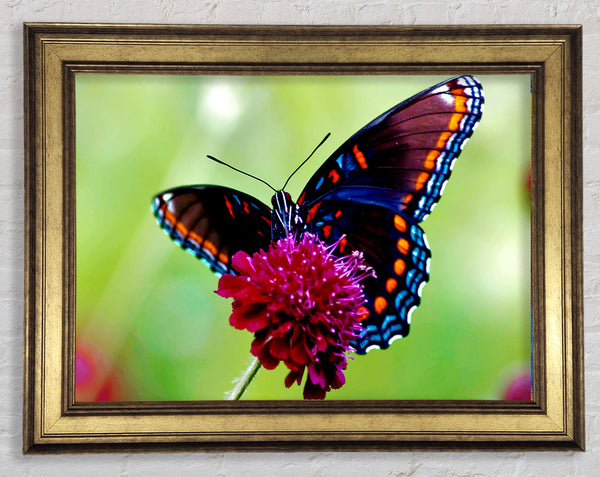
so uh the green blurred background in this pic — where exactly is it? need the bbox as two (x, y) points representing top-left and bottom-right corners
(75, 74), (531, 401)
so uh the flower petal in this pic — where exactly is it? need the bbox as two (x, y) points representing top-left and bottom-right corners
(330, 365), (346, 389)
(229, 305), (270, 332)
(303, 380), (326, 400)
(269, 337), (290, 360)
(284, 368), (304, 388)
(257, 345), (280, 370)
(250, 334), (269, 356)
(290, 336), (310, 365)
(307, 365), (326, 388)
(215, 275), (247, 298)
(230, 250), (254, 275)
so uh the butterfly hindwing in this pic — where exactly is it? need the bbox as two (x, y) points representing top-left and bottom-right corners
(298, 75), (484, 223)
(152, 185), (272, 276)
(307, 201), (431, 353)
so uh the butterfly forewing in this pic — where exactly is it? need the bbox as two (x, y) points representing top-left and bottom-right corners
(297, 75), (484, 223)
(152, 185), (272, 276)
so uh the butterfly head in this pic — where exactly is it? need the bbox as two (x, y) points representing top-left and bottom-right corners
(271, 190), (292, 209)
(271, 190), (305, 241)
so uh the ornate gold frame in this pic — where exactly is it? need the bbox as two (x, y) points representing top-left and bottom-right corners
(23, 24), (583, 452)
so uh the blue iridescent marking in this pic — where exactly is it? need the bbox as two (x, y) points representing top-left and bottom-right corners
(412, 248), (429, 271)
(383, 323), (405, 342)
(406, 269), (425, 293)
(357, 324), (382, 350)
(395, 290), (409, 310)
(382, 315), (395, 329)
(315, 176), (325, 190)
(410, 225), (425, 248)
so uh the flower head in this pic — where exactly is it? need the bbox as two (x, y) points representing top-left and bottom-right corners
(216, 232), (373, 399)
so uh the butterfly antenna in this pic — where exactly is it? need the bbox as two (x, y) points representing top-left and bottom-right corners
(281, 132), (331, 190)
(206, 155), (277, 193)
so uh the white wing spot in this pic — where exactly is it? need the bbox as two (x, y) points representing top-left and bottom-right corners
(388, 335), (404, 346)
(407, 305), (417, 324)
(365, 344), (381, 353)
(440, 92), (454, 106)
(431, 85), (449, 94)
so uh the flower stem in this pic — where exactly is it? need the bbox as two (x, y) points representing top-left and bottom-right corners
(227, 356), (261, 400)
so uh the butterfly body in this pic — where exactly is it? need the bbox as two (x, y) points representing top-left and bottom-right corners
(153, 75), (484, 354)
(270, 190), (306, 241)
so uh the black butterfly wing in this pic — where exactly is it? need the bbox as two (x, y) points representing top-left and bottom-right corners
(298, 75), (484, 222)
(308, 201), (430, 354)
(152, 185), (272, 276)
(300, 76), (484, 353)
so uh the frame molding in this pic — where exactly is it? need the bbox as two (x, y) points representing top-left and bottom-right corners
(23, 23), (583, 452)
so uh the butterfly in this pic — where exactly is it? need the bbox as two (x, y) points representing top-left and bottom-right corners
(152, 75), (484, 354)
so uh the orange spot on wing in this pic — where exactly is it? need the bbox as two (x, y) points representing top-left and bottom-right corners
(298, 190), (306, 205)
(161, 207), (222, 259)
(415, 171), (430, 191)
(353, 144), (368, 169)
(224, 197), (235, 218)
(437, 131), (452, 146)
(424, 128), (455, 170)
(386, 278), (397, 293)
(397, 238), (410, 255)
(394, 259), (406, 276)
(218, 253), (229, 264)
(394, 215), (407, 232)
(374, 296), (387, 314)
(335, 210), (343, 218)
(328, 169), (340, 183)
(449, 94), (468, 129)
(197, 236), (218, 256)
(403, 193), (413, 205)
(243, 202), (250, 213)
(450, 90), (469, 113)
(323, 225), (331, 238)
(205, 239), (218, 255)
(307, 202), (321, 221)
(163, 208), (191, 241)
(357, 306), (369, 321)
(448, 113), (463, 131)
(339, 237), (347, 253)
(424, 150), (439, 170)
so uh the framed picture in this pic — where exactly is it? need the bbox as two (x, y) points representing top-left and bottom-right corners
(23, 24), (583, 451)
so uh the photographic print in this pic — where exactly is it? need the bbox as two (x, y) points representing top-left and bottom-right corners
(75, 73), (532, 402)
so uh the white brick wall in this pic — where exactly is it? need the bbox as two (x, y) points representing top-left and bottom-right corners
(2, 1), (598, 475)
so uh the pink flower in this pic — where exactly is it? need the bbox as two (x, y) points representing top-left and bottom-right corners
(216, 233), (373, 399)
(75, 339), (123, 402)
(504, 373), (532, 401)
